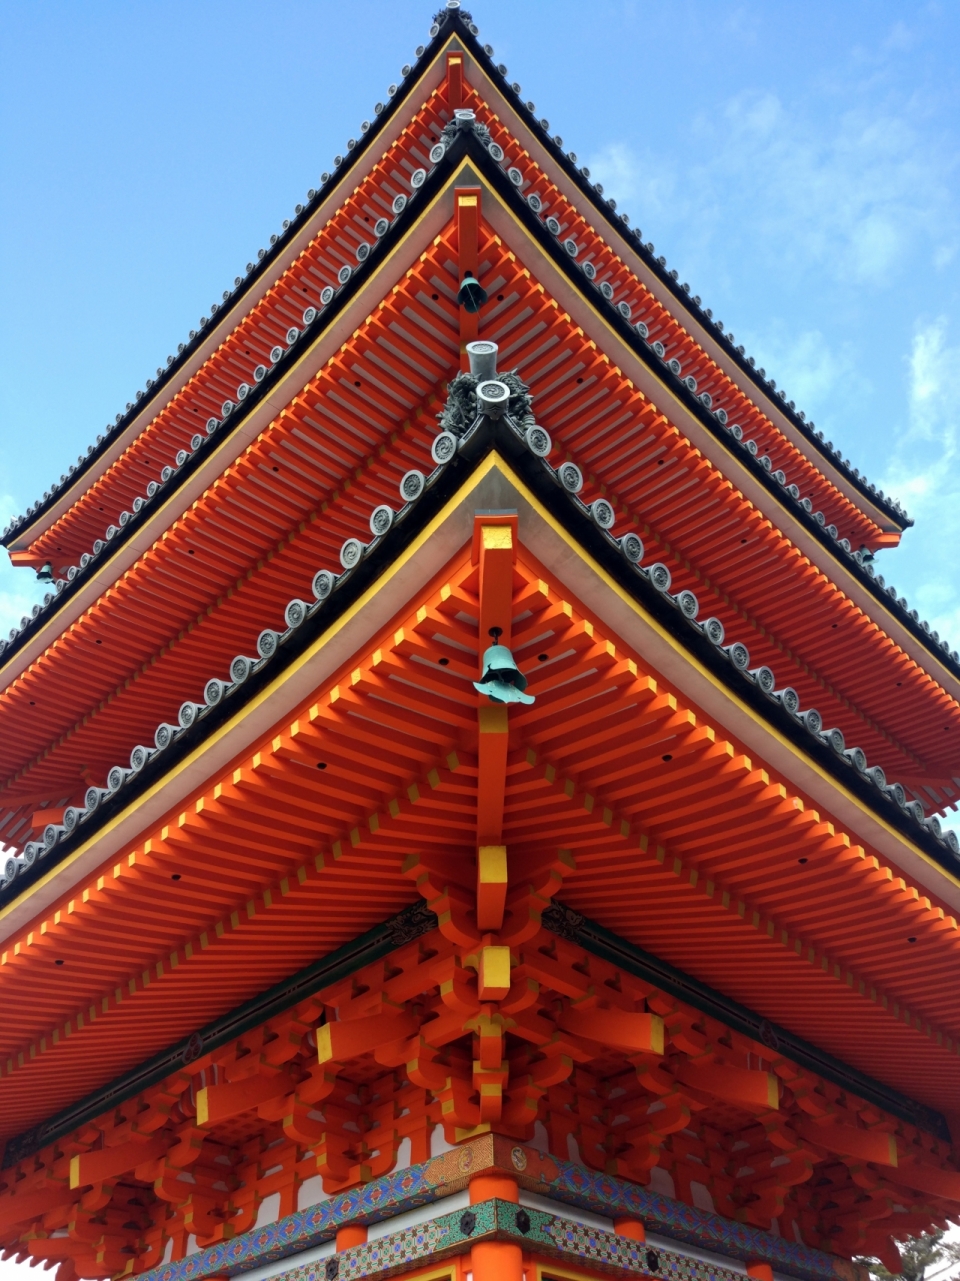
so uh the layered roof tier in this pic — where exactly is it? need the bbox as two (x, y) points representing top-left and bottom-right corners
(2, 10), (959, 1270)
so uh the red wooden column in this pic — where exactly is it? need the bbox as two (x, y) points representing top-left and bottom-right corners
(469, 1172), (522, 1281)
(474, 514), (516, 931)
(336, 1224), (367, 1252)
(446, 51), (464, 109)
(457, 187), (481, 366)
(747, 1266), (774, 1281)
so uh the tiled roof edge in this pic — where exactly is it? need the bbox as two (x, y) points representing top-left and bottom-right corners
(0, 12), (459, 549)
(3, 3), (909, 551)
(1, 902), (436, 1167)
(2, 396), (955, 913)
(442, 8), (911, 530)
(0, 133), (458, 670)
(4, 894), (944, 1173)
(2, 123), (955, 718)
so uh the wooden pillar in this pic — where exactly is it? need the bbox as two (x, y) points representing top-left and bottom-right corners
(456, 188), (481, 363)
(336, 1224), (367, 1252)
(747, 1265), (773, 1281)
(614, 1218), (646, 1242)
(469, 1172), (522, 1281)
(446, 52), (464, 110)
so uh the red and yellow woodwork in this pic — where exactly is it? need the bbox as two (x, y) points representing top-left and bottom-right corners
(2, 12), (959, 1281)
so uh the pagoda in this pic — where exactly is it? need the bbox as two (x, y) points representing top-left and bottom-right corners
(3, 8), (960, 1281)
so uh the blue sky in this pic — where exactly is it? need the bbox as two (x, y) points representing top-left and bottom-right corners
(1, 1), (958, 647)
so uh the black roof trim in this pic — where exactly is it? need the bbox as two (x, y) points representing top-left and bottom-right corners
(462, 139), (956, 678)
(0, 134), (460, 670)
(3, 123), (951, 687)
(439, 10), (909, 530)
(1, 901), (436, 1167)
(3, 399), (957, 919)
(544, 902), (949, 1141)
(1, 16), (459, 548)
(5, 5), (907, 553)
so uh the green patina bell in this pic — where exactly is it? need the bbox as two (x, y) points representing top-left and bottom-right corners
(473, 633), (534, 705)
(457, 273), (488, 314)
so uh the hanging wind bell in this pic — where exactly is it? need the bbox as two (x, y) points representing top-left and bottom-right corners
(473, 628), (534, 705)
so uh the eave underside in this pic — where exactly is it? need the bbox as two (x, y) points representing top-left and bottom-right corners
(1, 191), (957, 883)
(1, 480), (959, 1156)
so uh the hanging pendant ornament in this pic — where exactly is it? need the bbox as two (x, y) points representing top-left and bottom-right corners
(473, 627), (535, 705)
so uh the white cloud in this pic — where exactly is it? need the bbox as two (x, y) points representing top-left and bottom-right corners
(878, 319), (960, 643)
(588, 84), (956, 292)
(0, 1258), (50, 1281)
(0, 493), (46, 642)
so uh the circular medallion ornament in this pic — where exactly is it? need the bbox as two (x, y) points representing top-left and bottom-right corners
(182, 1031), (203, 1064)
(759, 1019), (781, 1051)
(457, 1146), (474, 1173)
(431, 431), (458, 465)
(510, 1145), (528, 1171)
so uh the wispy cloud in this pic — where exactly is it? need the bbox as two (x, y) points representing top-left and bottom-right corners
(879, 319), (960, 644)
(0, 494), (46, 643)
(586, 38), (960, 651)
(589, 86), (957, 293)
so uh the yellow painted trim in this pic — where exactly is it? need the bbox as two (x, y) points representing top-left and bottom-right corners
(477, 460), (960, 894)
(477, 846), (508, 884)
(482, 523), (512, 548)
(195, 1086), (210, 1127)
(7, 82), (473, 667)
(445, 137), (943, 678)
(9, 28), (464, 551)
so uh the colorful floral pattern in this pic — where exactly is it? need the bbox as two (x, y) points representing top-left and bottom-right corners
(135, 1138), (860, 1281)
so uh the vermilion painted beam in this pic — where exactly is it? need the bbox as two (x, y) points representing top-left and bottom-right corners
(69, 1135), (170, 1188)
(457, 187), (481, 356)
(475, 515), (517, 927)
(0, 1189), (79, 1234)
(446, 51), (464, 110)
(195, 1072), (295, 1126)
(794, 1119), (898, 1166)
(674, 1063), (780, 1110)
(316, 1011), (418, 1063)
(557, 1007), (665, 1054)
(888, 1161), (960, 1203)
(477, 711), (508, 849)
(476, 518), (515, 647)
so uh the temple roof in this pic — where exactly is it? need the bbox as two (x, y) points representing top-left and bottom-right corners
(0, 123), (957, 848)
(1, 18), (958, 1266)
(1, 452), (958, 1149)
(0, 2), (910, 559)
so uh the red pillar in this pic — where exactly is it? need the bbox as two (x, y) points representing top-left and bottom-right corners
(469, 1172), (522, 1281)
(456, 188), (481, 364)
(335, 1224), (367, 1252)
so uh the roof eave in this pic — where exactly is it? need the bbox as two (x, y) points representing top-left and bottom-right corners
(3, 439), (957, 934)
(1, 26), (462, 554)
(443, 14), (910, 534)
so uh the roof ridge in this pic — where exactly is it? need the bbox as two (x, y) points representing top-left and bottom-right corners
(2, 392), (955, 908)
(443, 7), (910, 528)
